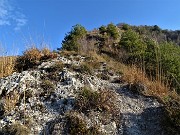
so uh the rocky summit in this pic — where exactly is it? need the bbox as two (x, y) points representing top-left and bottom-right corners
(0, 53), (168, 135)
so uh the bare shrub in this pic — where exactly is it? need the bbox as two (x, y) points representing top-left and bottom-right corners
(4, 91), (20, 114)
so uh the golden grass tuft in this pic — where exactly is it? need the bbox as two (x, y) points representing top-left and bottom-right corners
(41, 47), (51, 56)
(0, 56), (16, 78)
(15, 47), (57, 72)
(121, 65), (169, 97)
(23, 47), (41, 61)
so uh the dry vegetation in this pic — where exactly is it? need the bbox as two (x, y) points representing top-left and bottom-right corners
(0, 122), (30, 135)
(65, 111), (104, 135)
(75, 87), (119, 116)
(15, 47), (57, 72)
(0, 56), (16, 78)
(4, 91), (20, 114)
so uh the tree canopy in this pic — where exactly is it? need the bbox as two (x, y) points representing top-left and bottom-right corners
(62, 24), (87, 51)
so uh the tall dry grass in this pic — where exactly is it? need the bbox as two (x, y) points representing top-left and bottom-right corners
(121, 65), (169, 97)
(0, 56), (16, 78)
(103, 55), (170, 98)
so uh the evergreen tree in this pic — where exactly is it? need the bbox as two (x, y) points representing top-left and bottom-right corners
(62, 24), (87, 51)
(106, 23), (119, 40)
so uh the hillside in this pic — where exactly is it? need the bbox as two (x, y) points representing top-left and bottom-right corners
(0, 23), (180, 135)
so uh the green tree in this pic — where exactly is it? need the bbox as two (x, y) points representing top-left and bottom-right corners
(106, 23), (120, 40)
(144, 38), (158, 74)
(121, 23), (130, 30)
(119, 29), (146, 63)
(152, 25), (161, 32)
(160, 42), (180, 92)
(62, 24), (87, 51)
(99, 25), (107, 35)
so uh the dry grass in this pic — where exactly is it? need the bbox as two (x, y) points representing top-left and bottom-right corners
(41, 47), (51, 56)
(102, 55), (169, 97)
(0, 122), (30, 135)
(85, 51), (106, 62)
(65, 111), (104, 135)
(4, 91), (20, 114)
(75, 87), (119, 115)
(104, 57), (180, 131)
(121, 65), (169, 97)
(41, 47), (58, 60)
(15, 47), (57, 72)
(0, 56), (16, 78)
(15, 47), (41, 72)
(24, 47), (42, 61)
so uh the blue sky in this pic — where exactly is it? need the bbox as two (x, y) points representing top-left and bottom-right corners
(0, 0), (180, 55)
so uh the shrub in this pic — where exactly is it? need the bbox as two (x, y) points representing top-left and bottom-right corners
(75, 87), (118, 115)
(65, 111), (103, 135)
(163, 92), (180, 134)
(41, 47), (51, 56)
(15, 47), (57, 72)
(41, 48), (58, 61)
(44, 62), (64, 81)
(97, 73), (110, 80)
(99, 25), (107, 35)
(23, 47), (41, 62)
(15, 47), (41, 72)
(59, 50), (78, 57)
(40, 48), (51, 60)
(79, 62), (93, 74)
(121, 23), (130, 30)
(65, 111), (88, 135)
(40, 80), (55, 96)
(52, 62), (64, 72)
(4, 91), (20, 114)
(46, 62), (64, 73)
(0, 122), (30, 135)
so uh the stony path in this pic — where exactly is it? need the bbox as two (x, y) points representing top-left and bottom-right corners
(115, 86), (166, 135)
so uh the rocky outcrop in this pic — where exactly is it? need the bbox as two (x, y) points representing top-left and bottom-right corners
(0, 54), (167, 135)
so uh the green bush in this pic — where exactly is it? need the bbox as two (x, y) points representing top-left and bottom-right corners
(99, 25), (107, 35)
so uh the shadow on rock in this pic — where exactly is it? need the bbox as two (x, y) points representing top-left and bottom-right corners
(120, 106), (173, 135)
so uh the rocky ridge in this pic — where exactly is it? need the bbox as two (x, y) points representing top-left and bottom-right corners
(0, 53), (166, 135)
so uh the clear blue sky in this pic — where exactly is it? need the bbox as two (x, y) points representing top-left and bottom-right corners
(0, 0), (180, 55)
